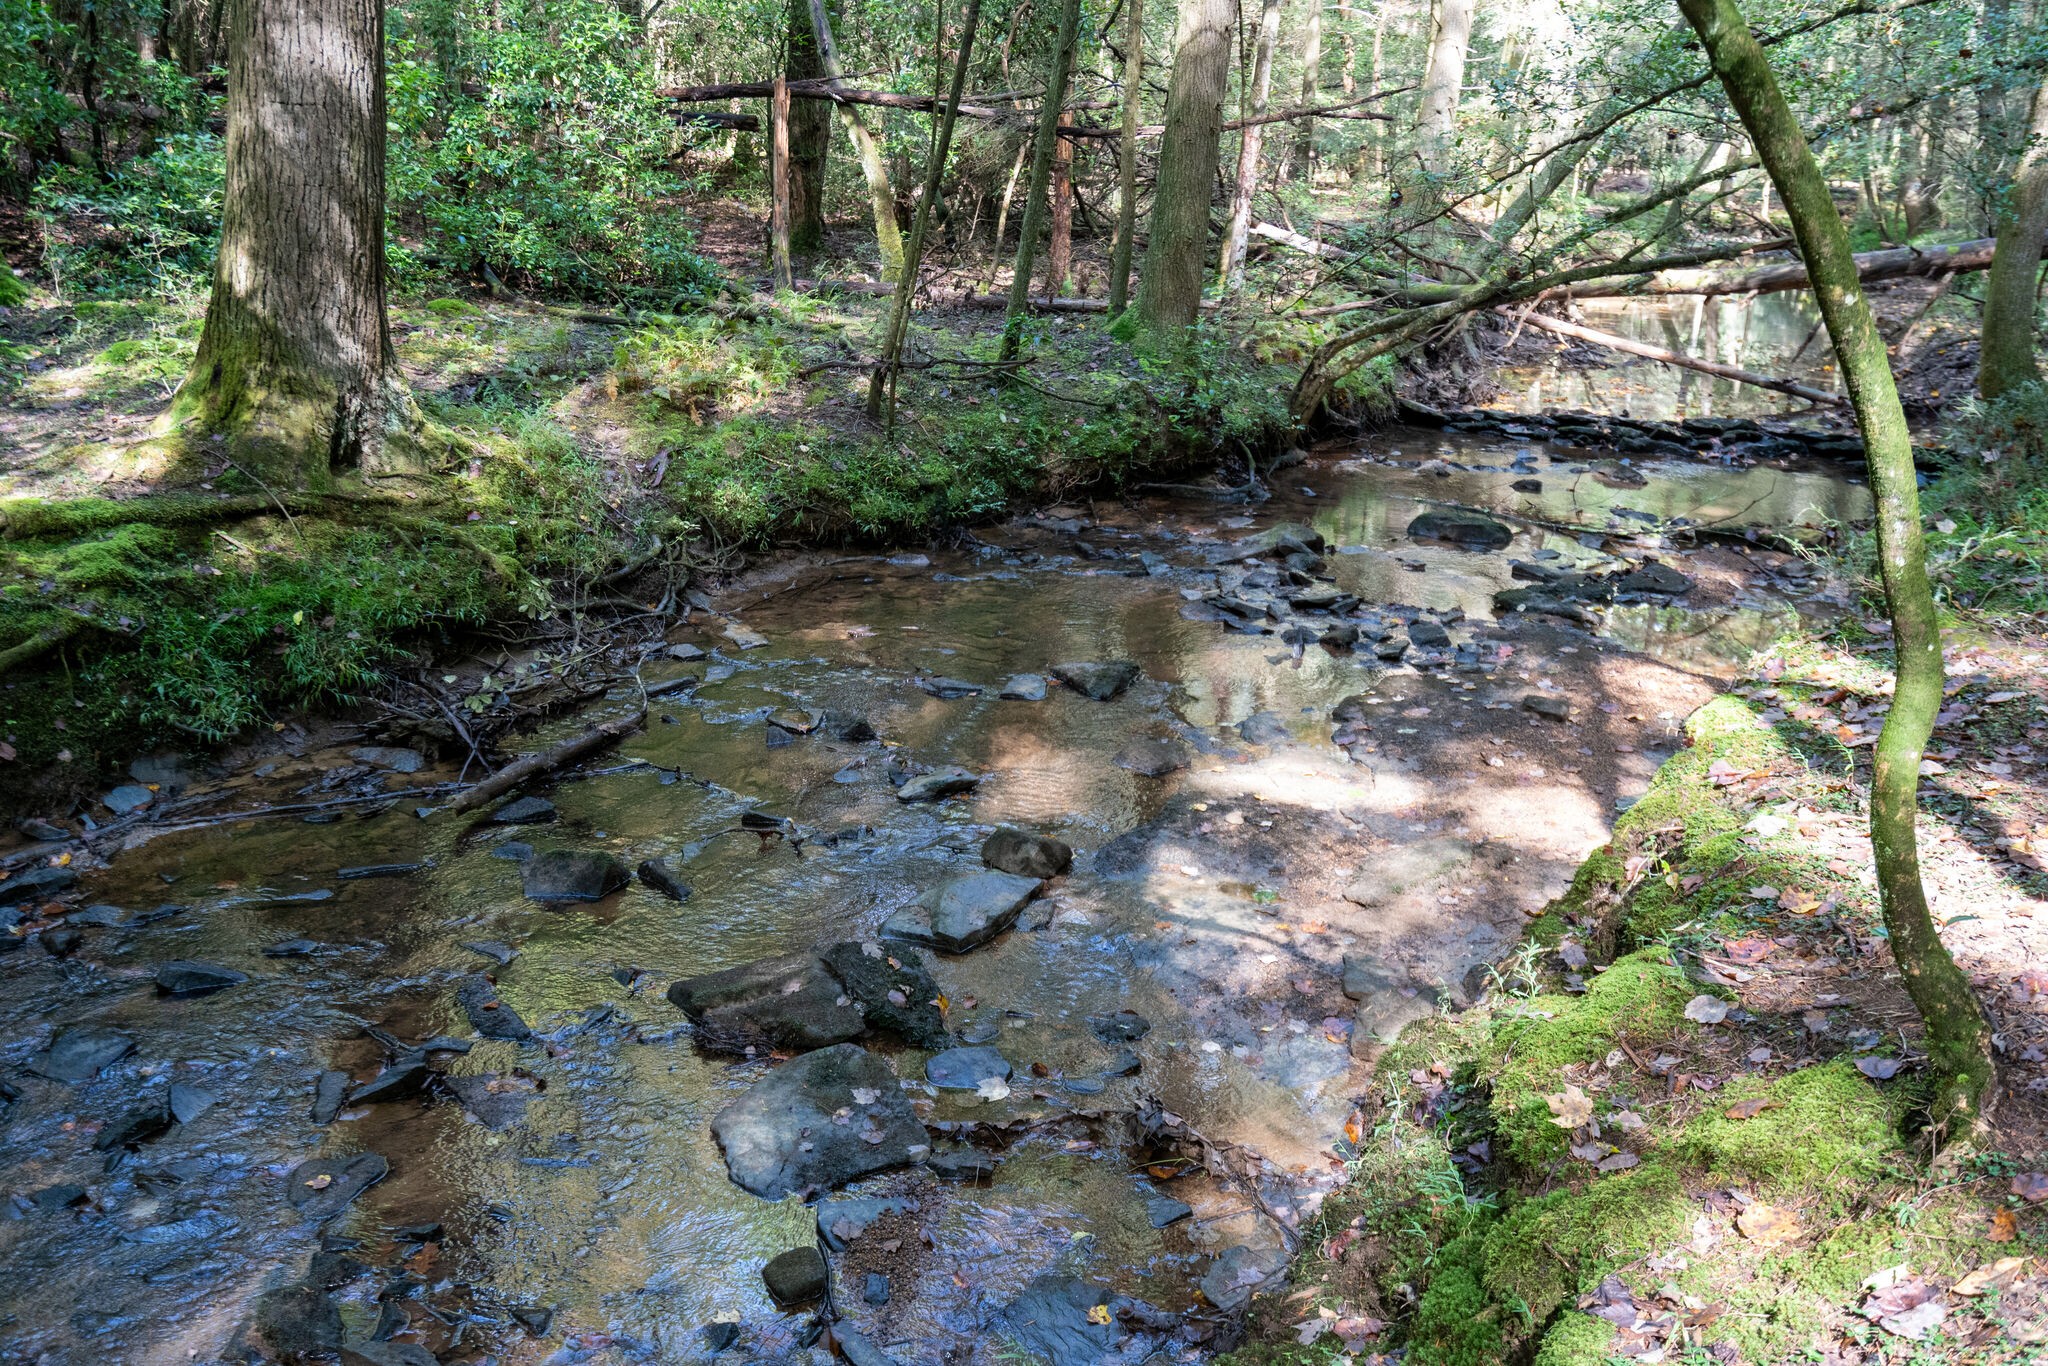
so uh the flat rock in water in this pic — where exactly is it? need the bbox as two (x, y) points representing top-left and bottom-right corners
(981, 827), (1073, 879)
(457, 975), (533, 1041)
(461, 940), (518, 966)
(155, 959), (248, 996)
(1217, 521), (1327, 563)
(1087, 1010), (1151, 1043)
(710, 1044), (927, 1199)
(246, 1284), (344, 1361)
(636, 857), (691, 902)
(342, 1342), (438, 1366)
(1407, 510), (1514, 550)
(816, 941), (949, 1048)
(837, 1328), (900, 1366)
(926, 1145), (1001, 1180)
(0, 865), (76, 906)
(821, 710), (878, 741)
(896, 766), (983, 803)
(998, 673), (1048, 701)
(442, 1073), (530, 1130)
(761, 1246), (828, 1305)
(1049, 660), (1141, 701)
(311, 1070), (350, 1123)
(31, 1025), (136, 1082)
(915, 676), (982, 700)
(1237, 711), (1292, 746)
(1341, 838), (1474, 909)
(521, 849), (629, 903)
(1145, 1189), (1193, 1227)
(103, 784), (154, 816)
(1201, 1244), (1288, 1312)
(286, 1152), (389, 1220)
(1352, 991), (1442, 1055)
(863, 1273), (891, 1305)
(884, 871), (1042, 953)
(999, 1275), (1125, 1365)
(816, 1195), (919, 1252)
(667, 952), (866, 1055)
(490, 796), (556, 825)
(168, 1082), (217, 1124)
(1407, 618), (1451, 649)
(724, 624), (769, 650)
(925, 1045), (1011, 1090)
(349, 746), (425, 773)
(347, 1061), (430, 1106)
(1114, 737), (1190, 778)
(1618, 561), (1692, 595)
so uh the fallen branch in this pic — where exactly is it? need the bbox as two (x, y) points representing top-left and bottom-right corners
(447, 708), (648, 814)
(1513, 309), (1846, 407)
(1548, 233), (2026, 301)
(1249, 221), (1341, 259)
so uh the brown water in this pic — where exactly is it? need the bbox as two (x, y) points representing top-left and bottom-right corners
(0, 428), (1868, 1365)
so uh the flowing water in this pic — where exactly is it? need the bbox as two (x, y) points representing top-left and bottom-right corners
(0, 425), (1869, 1366)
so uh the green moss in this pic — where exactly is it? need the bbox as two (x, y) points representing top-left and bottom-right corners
(1529, 1311), (1617, 1366)
(1481, 1166), (1690, 1324)
(1485, 950), (1701, 1168)
(1672, 1061), (1902, 1192)
(426, 297), (480, 316)
(1409, 1232), (1510, 1366)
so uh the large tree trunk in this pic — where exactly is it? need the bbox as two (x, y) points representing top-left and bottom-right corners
(809, 0), (905, 282)
(785, 0), (831, 257)
(1293, 0), (1324, 174)
(175, 0), (414, 487)
(1679, 0), (1993, 1147)
(1218, 0), (1284, 294)
(1135, 0), (1237, 334)
(1980, 76), (2048, 399)
(999, 0), (1084, 359)
(1415, 0), (1473, 177)
(1108, 0), (1145, 314)
(1047, 112), (1076, 294)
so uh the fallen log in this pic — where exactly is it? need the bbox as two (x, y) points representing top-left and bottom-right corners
(1550, 234), (2007, 300)
(1250, 221), (1341, 258)
(447, 709), (647, 814)
(1514, 309), (1846, 407)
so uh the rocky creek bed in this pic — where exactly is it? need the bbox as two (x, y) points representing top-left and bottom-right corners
(0, 425), (1872, 1365)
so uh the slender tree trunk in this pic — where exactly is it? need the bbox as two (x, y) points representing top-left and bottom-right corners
(785, 0), (831, 256)
(1980, 75), (2048, 398)
(1415, 0), (1473, 177)
(988, 140), (1029, 287)
(1679, 0), (1993, 1146)
(1047, 112), (1076, 293)
(999, 0), (1083, 360)
(809, 0), (906, 281)
(1293, 0), (1323, 175)
(870, 0), (984, 422)
(175, 0), (415, 487)
(1219, 0), (1284, 293)
(770, 76), (795, 289)
(1108, 0), (1145, 313)
(1135, 0), (1238, 334)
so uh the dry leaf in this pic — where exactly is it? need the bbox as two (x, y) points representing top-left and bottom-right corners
(1736, 1203), (1801, 1246)
(1545, 1082), (1595, 1129)
(1684, 994), (1731, 1025)
(2013, 1172), (2048, 1203)
(1989, 1209), (2019, 1242)
(1952, 1257), (2027, 1296)
(1855, 1056), (1903, 1080)
(1724, 1097), (1775, 1120)
(1086, 1303), (1114, 1325)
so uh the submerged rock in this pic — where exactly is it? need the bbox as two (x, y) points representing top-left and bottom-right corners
(817, 1195), (919, 1252)
(521, 850), (629, 903)
(636, 857), (691, 902)
(915, 676), (983, 699)
(881, 871), (1042, 953)
(1201, 1244), (1288, 1312)
(998, 673), (1048, 701)
(710, 1044), (927, 1199)
(1340, 838), (1473, 909)
(924, 1045), (1011, 1091)
(981, 827), (1073, 879)
(155, 960), (248, 997)
(1618, 561), (1692, 596)
(457, 975), (533, 1041)
(285, 1153), (389, 1220)
(490, 795), (556, 825)
(1114, 737), (1190, 778)
(0, 865), (76, 906)
(1050, 660), (1141, 701)
(1406, 618), (1451, 650)
(1087, 1010), (1151, 1043)
(1218, 521), (1327, 564)
(346, 1062), (430, 1107)
(350, 746), (425, 773)
(999, 1275), (1125, 1364)
(762, 1246), (829, 1305)
(838, 1329), (899, 1366)
(31, 1025), (135, 1083)
(1407, 510), (1513, 550)
(668, 941), (947, 1054)
(246, 1283), (344, 1362)
(896, 766), (983, 803)
(442, 1074), (530, 1130)
(1237, 711), (1292, 746)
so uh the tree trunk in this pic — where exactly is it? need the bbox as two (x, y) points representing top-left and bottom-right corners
(1047, 112), (1076, 293)
(1293, 0), (1323, 173)
(175, 0), (414, 487)
(1415, 0), (1473, 177)
(1980, 75), (2048, 399)
(1679, 0), (1993, 1147)
(785, 0), (831, 257)
(1108, 0), (1145, 313)
(809, 0), (906, 282)
(1135, 0), (1237, 334)
(770, 76), (795, 289)
(988, 139), (1029, 287)
(999, 0), (1084, 359)
(1219, 0), (1284, 294)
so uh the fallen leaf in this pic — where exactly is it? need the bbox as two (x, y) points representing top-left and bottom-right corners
(1855, 1056), (1903, 1080)
(1086, 1303), (1114, 1325)
(1952, 1257), (2027, 1296)
(1724, 1097), (1775, 1120)
(1989, 1209), (2019, 1242)
(303, 1174), (334, 1190)
(1736, 1203), (1801, 1246)
(1597, 1152), (1641, 1173)
(975, 1076), (1011, 1101)
(2013, 1172), (2048, 1203)
(1684, 995), (1731, 1025)
(850, 1087), (880, 1105)
(1545, 1082), (1595, 1129)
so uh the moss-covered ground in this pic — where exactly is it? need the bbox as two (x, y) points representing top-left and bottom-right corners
(0, 284), (1379, 800)
(1224, 668), (2048, 1366)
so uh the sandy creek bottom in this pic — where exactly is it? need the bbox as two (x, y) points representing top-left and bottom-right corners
(0, 428), (1868, 1365)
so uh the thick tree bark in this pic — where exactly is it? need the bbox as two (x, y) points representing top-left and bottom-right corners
(1980, 76), (2048, 399)
(785, 0), (831, 257)
(176, 0), (415, 487)
(1219, 0), (1284, 294)
(809, 0), (906, 282)
(1047, 112), (1076, 294)
(1294, 0), (1323, 172)
(999, 0), (1084, 360)
(770, 77), (795, 289)
(1108, 0), (1145, 314)
(1679, 0), (1992, 1146)
(1415, 0), (1473, 176)
(1135, 0), (1237, 334)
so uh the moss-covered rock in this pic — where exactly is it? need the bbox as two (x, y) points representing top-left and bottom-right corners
(1672, 1059), (1902, 1192)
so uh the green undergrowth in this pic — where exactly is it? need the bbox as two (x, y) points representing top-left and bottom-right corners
(1221, 693), (2020, 1366)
